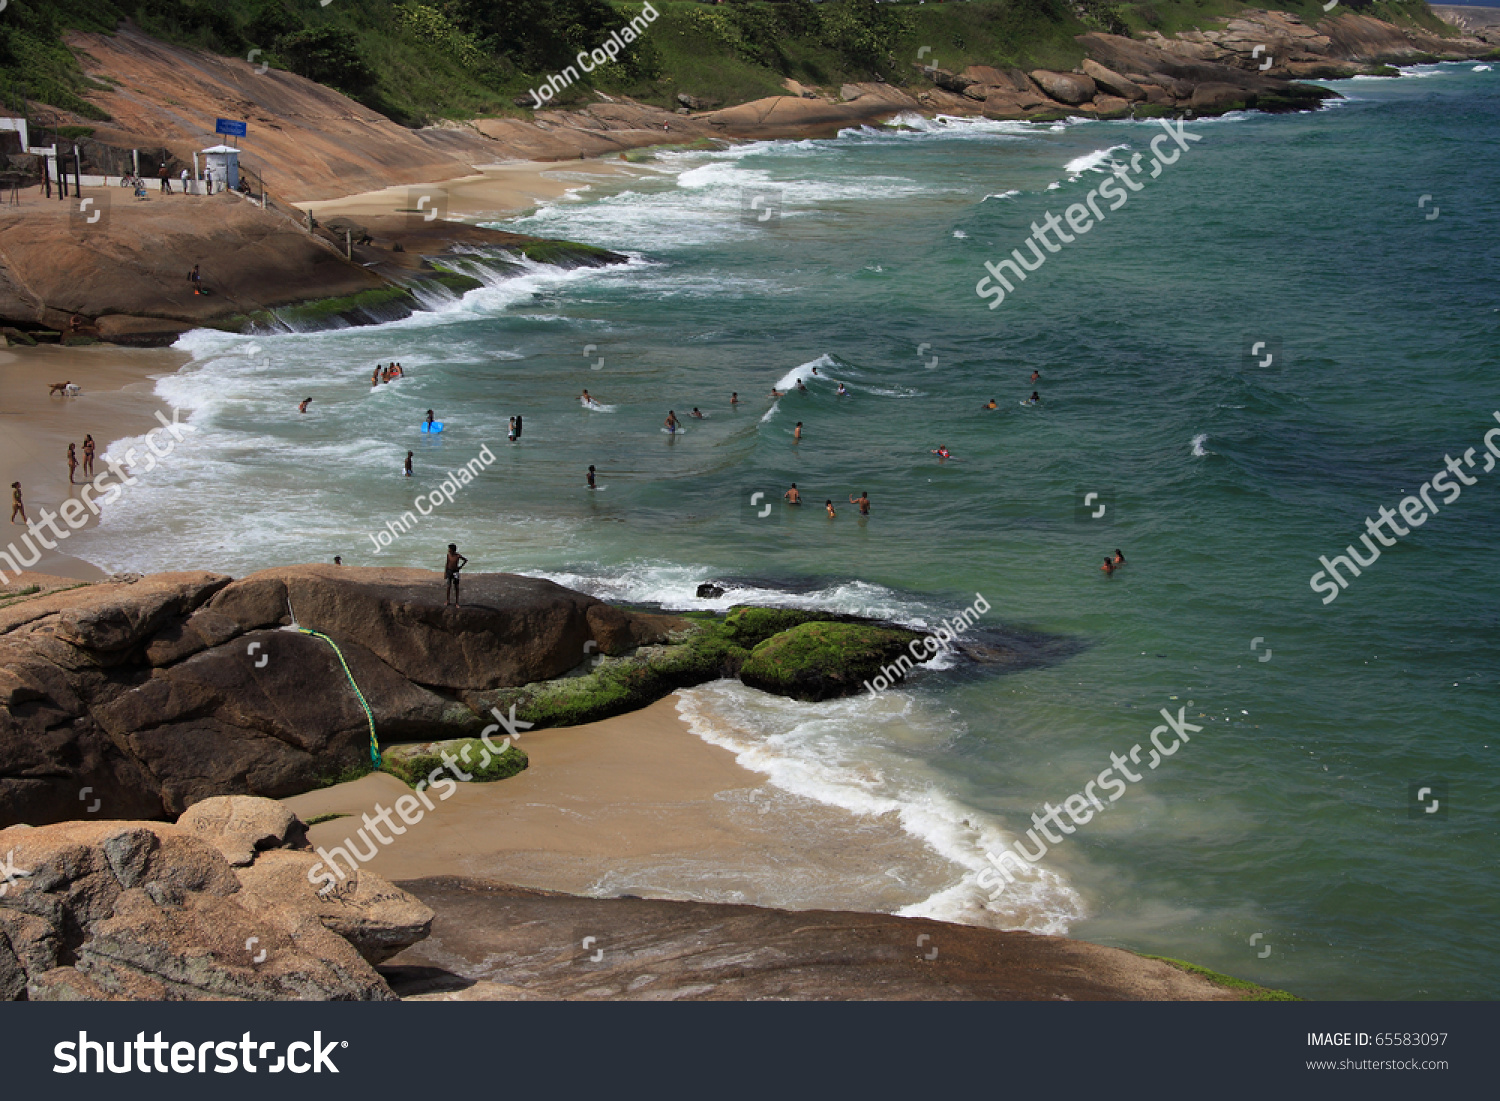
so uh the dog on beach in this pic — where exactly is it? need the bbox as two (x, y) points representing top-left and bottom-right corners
(48, 381), (76, 396)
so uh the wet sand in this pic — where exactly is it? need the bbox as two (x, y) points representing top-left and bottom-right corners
(298, 159), (643, 225)
(286, 694), (948, 915)
(0, 342), (189, 582)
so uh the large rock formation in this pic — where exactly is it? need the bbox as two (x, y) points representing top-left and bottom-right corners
(385, 877), (1293, 1002)
(0, 567), (681, 827)
(0, 797), (430, 1000)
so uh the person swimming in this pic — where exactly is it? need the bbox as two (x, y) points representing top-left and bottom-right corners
(794, 421), (802, 441)
(836, 383), (847, 396)
(849, 491), (870, 515)
(982, 399), (997, 409)
(298, 398), (312, 413)
(691, 407), (705, 418)
(1025, 392), (1041, 405)
(1030, 370), (1040, 382)
(1101, 556), (1115, 575)
(581, 389), (593, 405)
(824, 499), (836, 518)
(1114, 549), (1125, 565)
(932, 446), (951, 460)
(784, 482), (801, 505)
(795, 379), (808, 393)
(425, 409), (435, 425)
(731, 392), (740, 405)
(371, 366), (382, 387)
(769, 388), (784, 399)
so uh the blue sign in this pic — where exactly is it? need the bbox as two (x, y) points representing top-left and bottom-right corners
(215, 118), (247, 138)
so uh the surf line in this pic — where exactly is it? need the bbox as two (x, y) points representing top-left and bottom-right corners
(367, 443), (495, 553)
(527, 3), (660, 110)
(863, 592), (991, 697)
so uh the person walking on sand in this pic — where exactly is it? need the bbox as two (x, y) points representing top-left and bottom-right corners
(188, 265), (202, 295)
(784, 482), (801, 505)
(298, 398), (312, 414)
(849, 491), (870, 516)
(82, 435), (95, 478)
(404, 451), (414, 477)
(66, 443), (78, 485)
(180, 167), (189, 194)
(10, 482), (25, 524)
(159, 164), (171, 194)
(444, 544), (468, 606)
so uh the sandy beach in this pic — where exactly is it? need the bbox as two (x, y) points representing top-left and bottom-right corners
(298, 158), (645, 224)
(0, 342), (190, 584)
(286, 694), (950, 915)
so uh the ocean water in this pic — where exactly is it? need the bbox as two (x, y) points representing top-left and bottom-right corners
(70, 64), (1500, 999)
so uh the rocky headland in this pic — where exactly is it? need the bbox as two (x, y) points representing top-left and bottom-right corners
(0, 566), (998, 829)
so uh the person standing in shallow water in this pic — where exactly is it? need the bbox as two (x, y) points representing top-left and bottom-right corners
(10, 482), (25, 524)
(444, 544), (468, 606)
(66, 443), (78, 484)
(404, 451), (413, 478)
(587, 465), (596, 489)
(82, 435), (95, 478)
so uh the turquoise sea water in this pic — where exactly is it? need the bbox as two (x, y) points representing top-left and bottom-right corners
(72, 64), (1500, 998)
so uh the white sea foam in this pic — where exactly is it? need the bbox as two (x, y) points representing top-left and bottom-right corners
(1064, 143), (1129, 179)
(675, 682), (1086, 934)
(1191, 432), (1210, 457)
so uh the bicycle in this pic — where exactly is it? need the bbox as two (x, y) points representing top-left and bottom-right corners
(119, 172), (144, 189)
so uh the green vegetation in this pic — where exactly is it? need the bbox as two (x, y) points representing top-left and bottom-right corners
(739, 621), (923, 701)
(382, 738), (528, 784)
(507, 239), (624, 267)
(1145, 956), (1302, 1001)
(269, 285), (417, 328)
(3, 0), (1462, 132)
(302, 811), (350, 826)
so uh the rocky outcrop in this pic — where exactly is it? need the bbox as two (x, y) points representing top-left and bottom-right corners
(1030, 69), (1098, 105)
(0, 567), (682, 827)
(0, 799), (431, 1000)
(385, 877), (1294, 1001)
(739, 622), (925, 702)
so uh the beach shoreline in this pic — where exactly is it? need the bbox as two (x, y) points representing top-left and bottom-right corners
(284, 693), (954, 918)
(0, 342), (190, 583)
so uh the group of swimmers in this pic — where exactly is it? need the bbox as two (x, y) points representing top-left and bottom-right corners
(781, 483), (871, 519)
(1101, 549), (1127, 575)
(372, 362), (406, 386)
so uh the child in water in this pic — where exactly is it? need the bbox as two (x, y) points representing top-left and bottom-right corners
(825, 499), (836, 518)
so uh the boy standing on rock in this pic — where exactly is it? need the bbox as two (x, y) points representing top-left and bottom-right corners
(444, 544), (468, 606)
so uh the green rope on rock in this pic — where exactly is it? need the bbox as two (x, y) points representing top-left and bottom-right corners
(298, 627), (381, 768)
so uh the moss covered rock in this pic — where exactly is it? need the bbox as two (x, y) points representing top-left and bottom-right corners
(739, 622), (926, 702)
(381, 739), (528, 786)
(722, 606), (824, 649)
